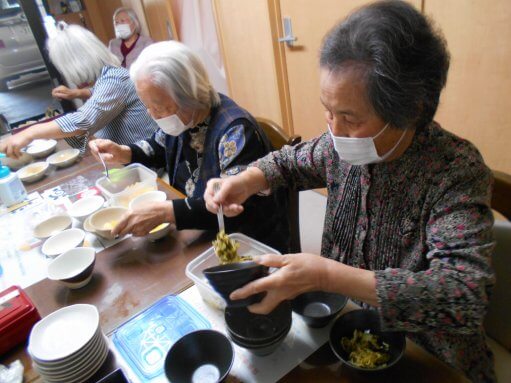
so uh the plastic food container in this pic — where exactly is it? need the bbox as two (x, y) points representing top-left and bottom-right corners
(95, 163), (157, 207)
(112, 295), (210, 381)
(185, 233), (281, 310)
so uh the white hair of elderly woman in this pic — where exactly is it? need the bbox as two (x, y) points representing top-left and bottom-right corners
(112, 7), (141, 35)
(47, 22), (121, 86)
(130, 41), (220, 111)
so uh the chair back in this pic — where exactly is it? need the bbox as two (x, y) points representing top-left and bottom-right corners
(485, 170), (511, 350)
(256, 117), (302, 253)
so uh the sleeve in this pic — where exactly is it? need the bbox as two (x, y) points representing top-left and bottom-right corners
(129, 129), (167, 169)
(375, 165), (495, 334)
(253, 133), (330, 192)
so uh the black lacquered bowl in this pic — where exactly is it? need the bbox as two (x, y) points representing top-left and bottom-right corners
(292, 291), (348, 328)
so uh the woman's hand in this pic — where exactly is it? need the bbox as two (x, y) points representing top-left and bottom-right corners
(230, 253), (331, 314)
(0, 129), (34, 159)
(112, 201), (174, 237)
(89, 138), (131, 165)
(52, 85), (90, 101)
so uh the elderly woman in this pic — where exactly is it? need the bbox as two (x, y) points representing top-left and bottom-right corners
(204, 2), (495, 382)
(89, 41), (289, 253)
(109, 7), (154, 69)
(0, 23), (157, 158)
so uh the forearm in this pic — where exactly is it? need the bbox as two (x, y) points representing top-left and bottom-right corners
(240, 167), (270, 196)
(23, 121), (82, 140)
(77, 88), (91, 100)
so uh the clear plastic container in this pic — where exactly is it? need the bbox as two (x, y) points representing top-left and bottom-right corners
(112, 295), (210, 381)
(95, 163), (157, 207)
(185, 233), (282, 310)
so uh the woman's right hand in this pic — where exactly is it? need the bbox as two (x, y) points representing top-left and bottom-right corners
(52, 85), (78, 101)
(204, 173), (257, 217)
(89, 138), (132, 164)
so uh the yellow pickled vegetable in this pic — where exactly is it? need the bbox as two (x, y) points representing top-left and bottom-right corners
(341, 329), (390, 368)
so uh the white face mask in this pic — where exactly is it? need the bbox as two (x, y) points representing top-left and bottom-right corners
(115, 24), (132, 40)
(329, 123), (407, 165)
(155, 114), (192, 136)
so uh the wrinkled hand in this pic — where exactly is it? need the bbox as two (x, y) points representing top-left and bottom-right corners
(204, 177), (251, 217)
(230, 253), (330, 314)
(89, 138), (131, 165)
(52, 85), (79, 100)
(0, 131), (33, 159)
(112, 201), (173, 237)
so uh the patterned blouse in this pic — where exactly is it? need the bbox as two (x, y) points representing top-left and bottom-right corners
(254, 122), (495, 382)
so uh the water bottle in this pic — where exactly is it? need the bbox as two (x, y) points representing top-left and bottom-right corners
(0, 153), (27, 207)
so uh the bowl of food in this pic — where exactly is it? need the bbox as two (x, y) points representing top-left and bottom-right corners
(2, 152), (32, 170)
(164, 330), (234, 383)
(128, 190), (167, 210)
(33, 214), (72, 239)
(89, 207), (127, 240)
(329, 309), (406, 371)
(292, 291), (348, 328)
(68, 195), (105, 223)
(146, 222), (171, 242)
(47, 148), (80, 168)
(41, 228), (85, 258)
(25, 139), (57, 158)
(47, 247), (96, 289)
(17, 161), (49, 183)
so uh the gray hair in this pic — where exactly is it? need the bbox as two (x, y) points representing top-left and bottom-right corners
(130, 41), (220, 111)
(113, 7), (141, 35)
(47, 22), (120, 85)
(320, 0), (450, 131)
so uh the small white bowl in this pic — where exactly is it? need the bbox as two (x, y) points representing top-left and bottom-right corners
(68, 195), (105, 223)
(146, 222), (171, 242)
(47, 148), (80, 168)
(2, 152), (33, 170)
(47, 247), (96, 289)
(89, 207), (128, 240)
(42, 228), (85, 258)
(128, 190), (167, 210)
(25, 139), (57, 158)
(17, 161), (49, 183)
(33, 214), (72, 239)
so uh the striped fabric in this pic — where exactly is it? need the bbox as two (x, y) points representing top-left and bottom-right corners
(55, 66), (158, 152)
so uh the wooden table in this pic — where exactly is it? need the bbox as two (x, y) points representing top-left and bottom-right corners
(0, 151), (468, 383)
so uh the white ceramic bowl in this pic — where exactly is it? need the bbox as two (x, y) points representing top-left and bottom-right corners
(42, 228), (85, 258)
(68, 196), (105, 223)
(128, 190), (167, 210)
(25, 139), (57, 158)
(146, 222), (171, 242)
(2, 152), (33, 170)
(33, 214), (72, 239)
(17, 161), (49, 183)
(47, 148), (80, 168)
(89, 207), (128, 240)
(47, 247), (96, 289)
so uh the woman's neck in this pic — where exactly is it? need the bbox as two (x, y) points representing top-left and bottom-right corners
(124, 33), (139, 48)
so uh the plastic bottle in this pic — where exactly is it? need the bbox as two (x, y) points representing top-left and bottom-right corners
(0, 153), (27, 207)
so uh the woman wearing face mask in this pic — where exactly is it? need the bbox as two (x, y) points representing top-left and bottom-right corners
(89, 41), (290, 253)
(0, 23), (158, 158)
(204, 2), (495, 382)
(109, 7), (154, 69)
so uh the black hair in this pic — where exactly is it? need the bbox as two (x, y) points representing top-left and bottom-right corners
(320, 0), (450, 130)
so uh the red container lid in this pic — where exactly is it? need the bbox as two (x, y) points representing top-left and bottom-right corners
(0, 285), (39, 334)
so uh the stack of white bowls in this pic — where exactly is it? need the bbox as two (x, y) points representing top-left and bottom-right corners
(27, 304), (109, 383)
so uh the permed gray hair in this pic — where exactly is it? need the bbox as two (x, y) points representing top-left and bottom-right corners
(47, 22), (120, 85)
(113, 7), (141, 35)
(130, 41), (220, 111)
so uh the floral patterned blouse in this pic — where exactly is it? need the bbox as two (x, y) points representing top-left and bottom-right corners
(254, 122), (496, 382)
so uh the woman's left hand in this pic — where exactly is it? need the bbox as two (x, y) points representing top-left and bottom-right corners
(0, 130), (33, 159)
(112, 201), (174, 237)
(230, 253), (330, 314)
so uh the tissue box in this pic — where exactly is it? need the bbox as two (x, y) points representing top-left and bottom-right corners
(0, 286), (40, 355)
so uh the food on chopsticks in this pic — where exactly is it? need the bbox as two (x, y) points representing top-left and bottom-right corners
(341, 329), (390, 368)
(150, 223), (167, 233)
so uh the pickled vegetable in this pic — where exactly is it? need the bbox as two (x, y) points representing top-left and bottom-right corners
(341, 329), (390, 368)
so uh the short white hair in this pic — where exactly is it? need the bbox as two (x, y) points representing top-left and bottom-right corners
(47, 22), (120, 85)
(113, 7), (141, 34)
(130, 41), (220, 111)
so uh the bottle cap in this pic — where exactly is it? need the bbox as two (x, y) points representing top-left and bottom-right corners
(0, 153), (11, 179)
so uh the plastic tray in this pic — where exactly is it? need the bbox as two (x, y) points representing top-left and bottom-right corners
(96, 163), (157, 207)
(185, 233), (281, 310)
(112, 295), (210, 380)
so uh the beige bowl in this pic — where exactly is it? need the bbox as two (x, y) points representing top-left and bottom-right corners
(25, 139), (57, 158)
(146, 222), (171, 242)
(17, 161), (49, 183)
(68, 195), (105, 223)
(89, 207), (128, 240)
(2, 152), (33, 170)
(47, 148), (80, 168)
(47, 247), (96, 289)
(128, 190), (167, 210)
(33, 214), (72, 239)
(42, 228), (85, 258)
